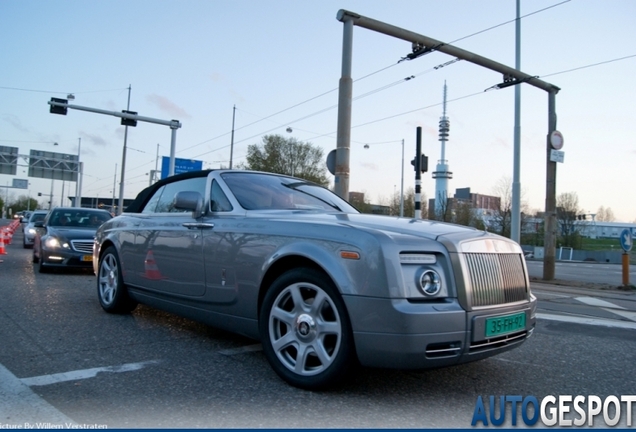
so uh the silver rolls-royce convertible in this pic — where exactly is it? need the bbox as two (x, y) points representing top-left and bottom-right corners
(94, 169), (536, 390)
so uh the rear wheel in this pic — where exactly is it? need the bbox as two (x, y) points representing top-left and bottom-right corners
(97, 246), (137, 314)
(259, 268), (355, 390)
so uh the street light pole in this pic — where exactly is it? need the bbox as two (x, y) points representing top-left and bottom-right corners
(286, 127), (294, 176)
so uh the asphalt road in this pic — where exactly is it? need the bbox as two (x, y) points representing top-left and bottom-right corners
(1, 223), (635, 428)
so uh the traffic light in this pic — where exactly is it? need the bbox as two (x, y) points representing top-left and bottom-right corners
(421, 155), (428, 173)
(121, 110), (138, 127)
(49, 98), (68, 115)
(410, 154), (429, 173)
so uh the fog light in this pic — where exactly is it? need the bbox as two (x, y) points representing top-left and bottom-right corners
(419, 270), (441, 296)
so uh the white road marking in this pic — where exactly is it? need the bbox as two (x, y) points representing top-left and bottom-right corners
(21, 360), (160, 387)
(218, 344), (262, 356)
(537, 313), (636, 330)
(605, 309), (636, 322)
(575, 296), (626, 309)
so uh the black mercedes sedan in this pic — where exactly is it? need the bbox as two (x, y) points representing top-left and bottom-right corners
(33, 207), (112, 273)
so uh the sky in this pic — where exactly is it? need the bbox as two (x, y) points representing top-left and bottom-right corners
(1, 0), (635, 222)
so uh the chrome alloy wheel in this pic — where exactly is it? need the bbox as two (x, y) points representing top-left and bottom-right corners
(98, 252), (119, 306)
(268, 282), (343, 377)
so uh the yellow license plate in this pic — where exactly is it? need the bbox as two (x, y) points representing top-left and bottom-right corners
(82, 255), (93, 262)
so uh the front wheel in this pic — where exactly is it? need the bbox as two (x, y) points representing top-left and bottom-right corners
(259, 268), (355, 390)
(97, 246), (137, 314)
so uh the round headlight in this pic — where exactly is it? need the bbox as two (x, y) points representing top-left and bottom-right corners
(419, 270), (441, 296)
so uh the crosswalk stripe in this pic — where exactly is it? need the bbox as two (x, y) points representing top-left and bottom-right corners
(575, 297), (626, 309)
(537, 313), (636, 330)
(604, 308), (636, 322)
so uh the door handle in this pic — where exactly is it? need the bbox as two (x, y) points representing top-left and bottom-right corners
(182, 222), (214, 229)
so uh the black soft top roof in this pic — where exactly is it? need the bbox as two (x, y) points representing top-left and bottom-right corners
(125, 169), (213, 213)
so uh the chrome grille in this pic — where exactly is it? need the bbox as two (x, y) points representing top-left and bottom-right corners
(464, 253), (528, 307)
(71, 240), (93, 254)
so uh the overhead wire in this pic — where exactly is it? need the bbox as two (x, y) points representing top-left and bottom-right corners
(181, 0), (574, 161)
(81, 1), (629, 195)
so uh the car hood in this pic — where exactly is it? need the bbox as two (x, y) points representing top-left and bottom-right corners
(47, 227), (97, 239)
(248, 211), (481, 242)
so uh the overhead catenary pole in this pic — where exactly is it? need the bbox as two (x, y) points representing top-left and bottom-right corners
(335, 9), (561, 279)
(543, 91), (558, 280)
(511, 0), (522, 243)
(334, 16), (354, 200)
(118, 85), (131, 215)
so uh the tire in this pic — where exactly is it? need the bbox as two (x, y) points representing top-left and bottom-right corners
(259, 268), (355, 390)
(97, 246), (137, 314)
(38, 258), (50, 273)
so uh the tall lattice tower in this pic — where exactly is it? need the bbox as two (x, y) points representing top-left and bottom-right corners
(432, 82), (453, 215)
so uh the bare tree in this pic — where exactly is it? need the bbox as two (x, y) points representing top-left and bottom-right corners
(388, 188), (427, 218)
(596, 206), (616, 222)
(430, 192), (453, 222)
(557, 192), (583, 248)
(490, 177), (513, 237)
(452, 200), (485, 230)
(490, 176), (531, 238)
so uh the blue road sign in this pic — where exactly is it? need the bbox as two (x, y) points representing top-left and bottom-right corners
(160, 157), (203, 179)
(620, 228), (633, 252)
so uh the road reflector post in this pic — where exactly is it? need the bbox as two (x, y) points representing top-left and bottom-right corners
(623, 252), (630, 287)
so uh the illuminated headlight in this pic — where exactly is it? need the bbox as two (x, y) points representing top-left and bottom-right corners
(28, 228), (37, 234)
(45, 237), (69, 249)
(418, 270), (441, 296)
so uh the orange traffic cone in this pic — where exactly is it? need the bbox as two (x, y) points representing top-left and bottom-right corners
(0, 232), (6, 255)
(143, 250), (165, 280)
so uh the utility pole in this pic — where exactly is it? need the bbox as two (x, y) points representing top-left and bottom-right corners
(230, 105), (236, 169)
(118, 85), (131, 215)
(112, 163), (117, 213)
(75, 137), (82, 207)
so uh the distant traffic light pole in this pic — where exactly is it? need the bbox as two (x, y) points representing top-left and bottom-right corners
(48, 97), (182, 214)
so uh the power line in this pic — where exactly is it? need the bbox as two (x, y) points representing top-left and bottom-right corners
(540, 54), (636, 78)
(183, 1), (572, 157)
(0, 86), (128, 95)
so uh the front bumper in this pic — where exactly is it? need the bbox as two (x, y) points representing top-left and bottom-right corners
(343, 295), (536, 369)
(40, 248), (94, 269)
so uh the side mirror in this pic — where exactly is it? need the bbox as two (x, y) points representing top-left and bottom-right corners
(173, 191), (204, 218)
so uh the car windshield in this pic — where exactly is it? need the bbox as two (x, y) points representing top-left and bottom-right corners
(49, 210), (112, 228)
(30, 213), (46, 223)
(221, 172), (358, 213)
